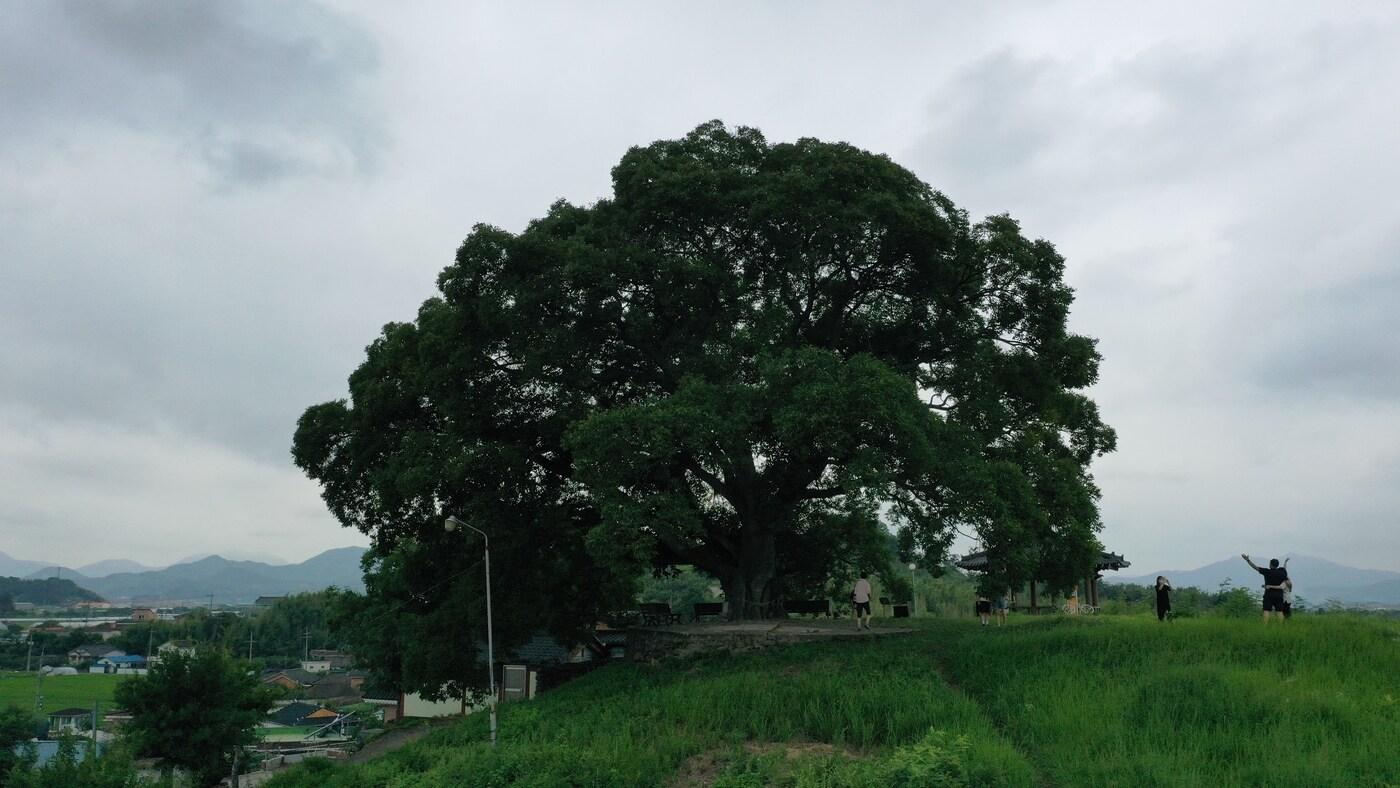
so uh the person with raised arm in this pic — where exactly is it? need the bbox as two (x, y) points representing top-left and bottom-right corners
(1241, 554), (1289, 623)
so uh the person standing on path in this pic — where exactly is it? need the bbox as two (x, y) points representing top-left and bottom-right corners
(1241, 554), (1289, 623)
(1155, 576), (1173, 621)
(993, 591), (1009, 626)
(852, 574), (873, 631)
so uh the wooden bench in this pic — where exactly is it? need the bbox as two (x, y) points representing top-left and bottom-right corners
(639, 602), (682, 627)
(785, 599), (832, 617)
(692, 602), (725, 622)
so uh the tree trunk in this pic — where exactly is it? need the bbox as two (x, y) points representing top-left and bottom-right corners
(720, 528), (779, 620)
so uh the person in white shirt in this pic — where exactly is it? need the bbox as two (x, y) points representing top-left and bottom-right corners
(852, 574), (873, 630)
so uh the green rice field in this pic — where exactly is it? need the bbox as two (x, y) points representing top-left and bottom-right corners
(0, 671), (127, 715)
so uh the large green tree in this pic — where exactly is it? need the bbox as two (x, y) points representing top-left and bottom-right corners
(294, 121), (1114, 627)
(0, 706), (40, 785)
(113, 650), (274, 787)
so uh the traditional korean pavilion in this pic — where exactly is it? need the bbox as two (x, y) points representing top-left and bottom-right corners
(955, 549), (1131, 611)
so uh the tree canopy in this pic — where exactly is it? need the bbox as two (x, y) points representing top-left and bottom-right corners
(113, 650), (274, 787)
(294, 121), (1114, 654)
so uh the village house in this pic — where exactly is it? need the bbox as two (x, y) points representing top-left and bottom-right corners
(84, 622), (123, 641)
(261, 667), (322, 691)
(67, 644), (123, 666)
(308, 649), (353, 669)
(101, 709), (133, 728)
(94, 654), (147, 674)
(154, 639), (196, 662)
(305, 674), (363, 704)
(47, 708), (92, 735)
(266, 701), (339, 728)
(395, 631), (609, 719)
(129, 608), (158, 623)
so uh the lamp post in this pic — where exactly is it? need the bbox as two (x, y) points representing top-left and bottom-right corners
(444, 514), (496, 748)
(909, 562), (918, 618)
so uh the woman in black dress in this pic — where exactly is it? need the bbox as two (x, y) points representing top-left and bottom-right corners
(1155, 576), (1172, 621)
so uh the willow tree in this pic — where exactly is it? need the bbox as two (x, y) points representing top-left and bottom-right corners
(294, 121), (1115, 622)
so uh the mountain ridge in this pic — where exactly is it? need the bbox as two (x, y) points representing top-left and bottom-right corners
(10, 547), (367, 604)
(1108, 553), (1400, 606)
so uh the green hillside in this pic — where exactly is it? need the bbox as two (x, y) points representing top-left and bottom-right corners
(268, 616), (1400, 788)
(0, 576), (100, 607)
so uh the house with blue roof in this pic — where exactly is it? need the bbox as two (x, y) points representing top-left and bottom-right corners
(93, 654), (147, 674)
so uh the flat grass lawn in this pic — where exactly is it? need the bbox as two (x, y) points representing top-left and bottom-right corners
(0, 671), (127, 714)
(266, 615), (1400, 787)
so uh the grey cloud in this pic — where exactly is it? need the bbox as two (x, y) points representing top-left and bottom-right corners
(0, 1), (382, 186)
(5, 1), (1400, 571)
(1248, 263), (1400, 401)
(908, 22), (1395, 216)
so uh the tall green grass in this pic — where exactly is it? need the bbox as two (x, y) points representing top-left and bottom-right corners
(267, 615), (1400, 787)
(922, 615), (1400, 787)
(266, 637), (1034, 787)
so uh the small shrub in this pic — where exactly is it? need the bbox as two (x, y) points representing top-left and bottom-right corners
(880, 730), (970, 787)
(1212, 587), (1259, 618)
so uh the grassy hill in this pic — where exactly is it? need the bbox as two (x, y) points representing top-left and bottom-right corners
(267, 616), (1400, 788)
(0, 576), (101, 607)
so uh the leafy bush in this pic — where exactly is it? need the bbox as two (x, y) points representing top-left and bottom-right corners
(880, 730), (970, 787)
(1212, 586), (1260, 618)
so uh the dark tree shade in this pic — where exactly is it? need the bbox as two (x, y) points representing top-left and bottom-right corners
(294, 121), (1114, 631)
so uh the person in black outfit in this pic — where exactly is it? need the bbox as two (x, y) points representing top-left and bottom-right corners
(1242, 554), (1289, 623)
(1154, 576), (1172, 621)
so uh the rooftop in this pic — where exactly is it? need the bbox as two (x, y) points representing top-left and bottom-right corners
(955, 550), (1131, 573)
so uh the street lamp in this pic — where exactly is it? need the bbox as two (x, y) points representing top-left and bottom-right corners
(908, 561), (919, 617)
(444, 514), (496, 748)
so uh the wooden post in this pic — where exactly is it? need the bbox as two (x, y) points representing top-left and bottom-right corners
(1029, 580), (1038, 612)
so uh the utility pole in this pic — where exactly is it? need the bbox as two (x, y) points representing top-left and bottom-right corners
(91, 701), (98, 751)
(33, 646), (45, 714)
(25, 640), (32, 673)
(230, 745), (240, 788)
(245, 631), (255, 661)
(302, 629), (311, 661)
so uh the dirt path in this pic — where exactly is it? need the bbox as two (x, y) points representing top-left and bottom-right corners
(923, 638), (1056, 788)
(349, 718), (456, 763)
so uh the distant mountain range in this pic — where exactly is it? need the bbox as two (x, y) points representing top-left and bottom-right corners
(2, 547), (367, 604)
(0, 551), (58, 579)
(76, 559), (159, 576)
(0, 551), (294, 580)
(1109, 554), (1400, 607)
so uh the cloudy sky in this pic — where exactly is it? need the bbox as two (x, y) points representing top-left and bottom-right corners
(3, 2), (1399, 572)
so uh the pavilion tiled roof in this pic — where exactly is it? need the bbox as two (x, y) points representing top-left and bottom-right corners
(956, 550), (1130, 572)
